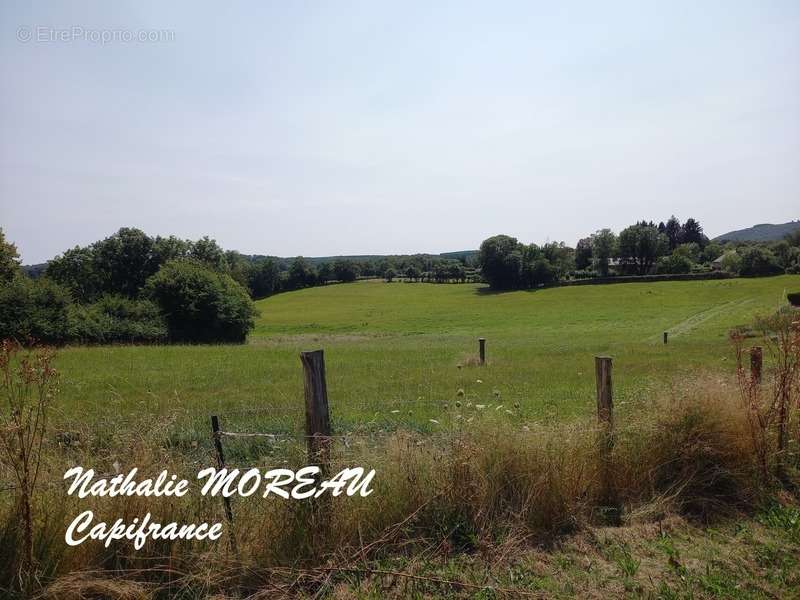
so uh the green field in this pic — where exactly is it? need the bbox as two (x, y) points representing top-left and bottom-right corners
(54, 275), (799, 438)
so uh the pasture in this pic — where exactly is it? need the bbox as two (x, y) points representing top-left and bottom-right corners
(54, 275), (798, 439)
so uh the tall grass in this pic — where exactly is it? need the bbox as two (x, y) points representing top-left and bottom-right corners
(1, 371), (795, 598)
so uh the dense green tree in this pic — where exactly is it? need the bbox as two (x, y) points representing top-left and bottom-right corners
(317, 262), (332, 285)
(46, 246), (101, 302)
(333, 259), (358, 282)
(680, 218), (707, 247)
(190, 236), (228, 271)
(591, 229), (617, 276)
(384, 267), (397, 282)
(405, 265), (421, 282)
(152, 235), (190, 265)
(0, 228), (20, 283)
(664, 216), (682, 251)
(656, 254), (693, 274)
(287, 257), (317, 289)
(618, 224), (667, 275)
(575, 237), (593, 270)
(700, 242), (724, 263)
(249, 258), (281, 297)
(738, 246), (783, 277)
(145, 260), (257, 343)
(478, 235), (523, 290)
(92, 227), (158, 297)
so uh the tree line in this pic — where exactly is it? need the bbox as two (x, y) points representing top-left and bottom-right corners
(479, 216), (800, 290)
(0, 227), (480, 344)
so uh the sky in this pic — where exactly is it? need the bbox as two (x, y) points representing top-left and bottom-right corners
(1, 1), (798, 264)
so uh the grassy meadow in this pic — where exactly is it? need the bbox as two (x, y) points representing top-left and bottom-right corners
(53, 275), (799, 439)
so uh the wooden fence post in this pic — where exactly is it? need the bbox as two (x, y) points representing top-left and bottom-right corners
(594, 356), (619, 524)
(210, 415), (236, 552)
(663, 331), (668, 345)
(750, 346), (762, 384)
(300, 350), (332, 475)
(478, 338), (486, 365)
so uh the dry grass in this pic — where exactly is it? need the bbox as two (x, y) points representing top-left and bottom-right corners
(1, 372), (797, 598)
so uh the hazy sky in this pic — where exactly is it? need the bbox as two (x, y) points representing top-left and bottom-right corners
(1, 1), (798, 264)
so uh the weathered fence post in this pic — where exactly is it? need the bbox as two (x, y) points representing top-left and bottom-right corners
(750, 346), (762, 384)
(300, 350), (332, 475)
(663, 331), (668, 345)
(594, 356), (620, 524)
(210, 415), (236, 552)
(478, 337), (486, 365)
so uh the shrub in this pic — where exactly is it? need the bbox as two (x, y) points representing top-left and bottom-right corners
(0, 276), (72, 343)
(739, 247), (783, 277)
(68, 295), (167, 343)
(720, 251), (742, 274)
(145, 260), (257, 343)
(656, 254), (693, 274)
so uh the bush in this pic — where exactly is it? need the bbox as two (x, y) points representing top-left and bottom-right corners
(145, 260), (257, 343)
(739, 247), (783, 277)
(68, 295), (167, 343)
(0, 276), (72, 343)
(788, 292), (800, 307)
(656, 254), (693, 275)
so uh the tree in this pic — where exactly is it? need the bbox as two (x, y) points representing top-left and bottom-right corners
(152, 235), (190, 265)
(478, 235), (523, 290)
(287, 257), (317, 289)
(317, 262), (332, 285)
(656, 254), (692, 274)
(92, 227), (157, 297)
(190, 236), (228, 271)
(405, 265), (421, 282)
(738, 247), (783, 277)
(333, 259), (358, 283)
(0, 229), (20, 283)
(664, 216), (682, 251)
(700, 242), (724, 264)
(249, 258), (281, 298)
(145, 260), (257, 343)
(618, 224), (667, 275)
(591, 229), (617, 276)
(673, 243), (700, 262)
(575, 237), (593, 270)
(46, 246), (100, 302)
(680, 218), (707, 247)
(384, 267), (397, 282)
(720, 251), (742, 274)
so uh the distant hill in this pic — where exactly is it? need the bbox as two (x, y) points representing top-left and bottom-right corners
(713, 221), (800, 243)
